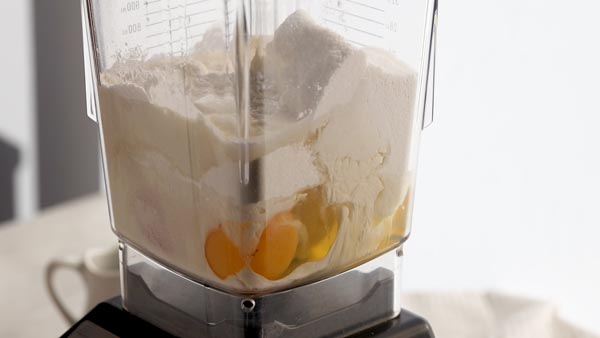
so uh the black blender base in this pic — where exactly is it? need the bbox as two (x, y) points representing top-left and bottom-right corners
(60, 297), (434, 338)
(348, 310), (435, 338)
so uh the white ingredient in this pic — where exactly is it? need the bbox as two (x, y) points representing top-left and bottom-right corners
(98, 10), (417, 293)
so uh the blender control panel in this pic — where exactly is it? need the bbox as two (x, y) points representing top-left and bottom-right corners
(61, 300), (434, 338)
(61, 302), (176, 338)
(65, 321), (118, 338)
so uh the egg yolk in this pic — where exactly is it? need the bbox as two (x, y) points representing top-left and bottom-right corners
(250, 211), (300, 280)
(292, 187), (339, 262)
(376, 189), (412, 251)
(392, 189), (411, 238)
(205, 228), (244, 279)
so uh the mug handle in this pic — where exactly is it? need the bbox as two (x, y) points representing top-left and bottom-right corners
(45, 256), (85, 324)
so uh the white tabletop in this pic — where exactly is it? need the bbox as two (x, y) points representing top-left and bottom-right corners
(1, 194), (598, 338)
(0, 194), (115, 338)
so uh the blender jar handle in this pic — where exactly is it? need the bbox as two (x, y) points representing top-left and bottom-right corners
(80, 0), (99, 123)
(422, 0), (438, 129)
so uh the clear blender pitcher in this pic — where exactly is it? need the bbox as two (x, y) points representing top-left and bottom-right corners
(81, 0), (437, 336)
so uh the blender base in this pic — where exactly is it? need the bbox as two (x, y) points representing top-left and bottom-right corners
(60, 297), (435, 338)
(62, 242), (435, 337)
(119, 243), (411, 338)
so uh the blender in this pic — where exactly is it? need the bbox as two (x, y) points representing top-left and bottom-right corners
(63, 0), (438, 337)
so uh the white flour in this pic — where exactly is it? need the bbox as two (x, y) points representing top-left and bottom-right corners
(98, 10), (417, 293)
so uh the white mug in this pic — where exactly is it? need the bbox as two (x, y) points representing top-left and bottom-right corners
(45, 245), (120, 324)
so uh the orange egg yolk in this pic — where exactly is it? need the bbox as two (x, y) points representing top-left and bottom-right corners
(250, 211), (300, 280)
(205, 228), (245, 280)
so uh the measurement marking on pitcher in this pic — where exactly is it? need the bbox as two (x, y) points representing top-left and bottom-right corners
(146, 41), (171, 50)
(146, 38), (184, 50)
(187, 8), (217, 18)
(347, 39), (366, 47)
(146, 20), (165, 27)
(145, 15), (202, 27)
(139, 0), (223, 54)
(186, 19), (216, 29)
(146, 31), (165, 38)
(146, 9), (163, 16)
(324, 6), (384, 26)
(188, 29), (214, 39)
(145, 0), (211, 7)
(145, 18), (179, 27)
(144, 0), (211, 13)
(324, 19), (383, 38)
(186, 0), (211, 6)
(342, 0), (385, 12)
(145, 18), (215, 35)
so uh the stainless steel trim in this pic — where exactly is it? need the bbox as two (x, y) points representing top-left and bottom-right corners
(120, 244), (403, 338)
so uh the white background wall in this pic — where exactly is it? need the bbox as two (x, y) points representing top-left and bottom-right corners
(404, 0), (600, 333)
(1, 0), (99, 221)
(0, 0), (599, 334)
(0, 1), (36, 220)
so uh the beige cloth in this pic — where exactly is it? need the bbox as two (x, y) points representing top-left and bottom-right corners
(404, 292), (598, 338)
(1, 195), (598, 338)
